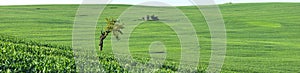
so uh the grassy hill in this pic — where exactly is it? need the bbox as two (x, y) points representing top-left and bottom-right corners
(0, 3), (300, 72)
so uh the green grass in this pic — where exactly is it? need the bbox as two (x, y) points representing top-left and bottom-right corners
(1, 3), (300, 72)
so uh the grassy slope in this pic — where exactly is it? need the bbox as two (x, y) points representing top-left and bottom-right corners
(219, 3), (300, 72)
(0, 3), (300, 72)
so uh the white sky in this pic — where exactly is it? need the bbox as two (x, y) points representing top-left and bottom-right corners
(0, 0), (299, 6)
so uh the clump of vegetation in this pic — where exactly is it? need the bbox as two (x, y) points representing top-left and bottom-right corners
(0, 35), (126, 72)
(0, 35), (76, 72)
(99, 17), (125, 51)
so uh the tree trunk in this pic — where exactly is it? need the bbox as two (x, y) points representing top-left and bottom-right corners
(99, 31), (108, 51)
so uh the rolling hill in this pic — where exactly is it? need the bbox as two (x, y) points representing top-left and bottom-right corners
(0, 3), (300, 72)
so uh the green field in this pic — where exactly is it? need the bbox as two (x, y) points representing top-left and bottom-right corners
(1, 3), (300, 72)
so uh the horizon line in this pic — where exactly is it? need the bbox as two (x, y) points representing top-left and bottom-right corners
(0, 2), (299, 6)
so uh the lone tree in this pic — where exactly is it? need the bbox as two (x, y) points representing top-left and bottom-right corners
(99, 17), (125, 51)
